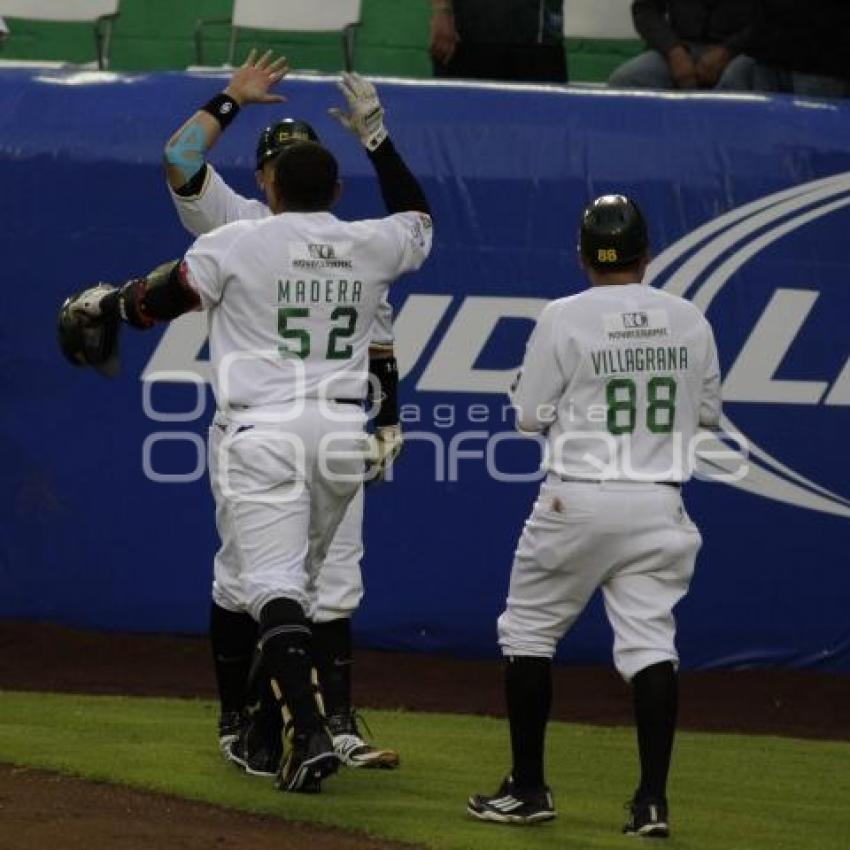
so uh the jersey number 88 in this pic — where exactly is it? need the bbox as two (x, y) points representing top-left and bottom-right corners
(606, 376), (677, 435)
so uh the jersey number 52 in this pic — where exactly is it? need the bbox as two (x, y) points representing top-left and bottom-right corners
(278, 307), (358, 360)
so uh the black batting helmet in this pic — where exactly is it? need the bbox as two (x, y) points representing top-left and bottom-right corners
(579, 195), (649, 269)
(255, 119), (319, 170)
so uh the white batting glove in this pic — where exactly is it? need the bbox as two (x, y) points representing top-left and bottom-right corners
(365, 424), (403, 483)
(328, 72), (388, 152)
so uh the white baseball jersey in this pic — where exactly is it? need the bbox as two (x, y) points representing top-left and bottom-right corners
(184, 209), (431, 412)
(171, 165), (396, 345)
(511, 283), (721, 482)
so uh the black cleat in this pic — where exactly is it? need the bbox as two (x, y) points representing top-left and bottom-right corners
(623, 798), (670, 838)
(217, 711), (243, 755)
(224, 719), (283, 778)
(275, 727), (340, 793)
(467, 775), (556, 825)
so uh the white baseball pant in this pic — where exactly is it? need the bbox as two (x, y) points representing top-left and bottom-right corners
(498, 477), (702, 681)
(208, 404), (365, 622)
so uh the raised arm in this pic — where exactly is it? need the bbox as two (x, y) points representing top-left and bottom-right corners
(328, 73), (431, 216)
(163, 49), (289, 194)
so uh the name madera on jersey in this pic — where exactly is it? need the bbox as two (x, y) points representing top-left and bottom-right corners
(278, 278), (363, 305)
(184, 210), (431, 411)
(171, 163), (398, 346)
(511, 284), (721, 482)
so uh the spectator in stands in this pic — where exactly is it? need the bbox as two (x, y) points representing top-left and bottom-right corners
(429, 0), (567, 84)
(609, 0), (756, 91)
(746, 0), (849, 99)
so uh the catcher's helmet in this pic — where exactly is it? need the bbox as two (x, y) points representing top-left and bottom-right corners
(579, 195), (648, 269)
(57, 286), (121, 377)
(256, 119), (319, 170)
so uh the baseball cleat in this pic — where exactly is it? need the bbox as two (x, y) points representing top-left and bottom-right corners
(275, 728), (340, 793)
(224, 729), (282, 778)
(467, 776), (556, 825)
(217, 710), (243, 755)
(328, 710), (400, 769)
(622, 799), (669, 838)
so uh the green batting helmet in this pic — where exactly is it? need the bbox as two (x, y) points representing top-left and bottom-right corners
(579, 195), (649, 269)
(255, 119), (319, 170)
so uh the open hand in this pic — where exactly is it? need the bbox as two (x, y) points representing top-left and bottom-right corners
(328, 72), (388, 151)
(225, 49), (289, 105)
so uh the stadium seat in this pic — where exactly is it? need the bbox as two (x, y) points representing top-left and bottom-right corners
(194, 0), (362, 72)
(0, 0), (120, 69)
(563, 0), (636, 39)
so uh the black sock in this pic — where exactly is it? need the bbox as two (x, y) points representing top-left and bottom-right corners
(505, 656), (552, 791)
(209, 602), (258, 715)
(632, 661), (678, 803)
(259, 598), (322, 733)
(313, 618), (353, 719)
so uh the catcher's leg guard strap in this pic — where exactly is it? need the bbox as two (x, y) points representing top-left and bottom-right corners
(259, 598), (322, 732)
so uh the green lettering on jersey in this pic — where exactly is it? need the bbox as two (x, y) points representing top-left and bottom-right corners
(276, 278), (366, 305)
(605, 375), (679, 435)
(278, 307), (310, 358)
(591, 351), (603, 376)
(647, 376), (677, 433)
(327, 307), (358, 359)
(276, 306), (359, 362)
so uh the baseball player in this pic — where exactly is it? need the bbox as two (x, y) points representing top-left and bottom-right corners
(162, 52), (403, 773)
(468, 196), (721, 836)
(58, 81), (432, 793)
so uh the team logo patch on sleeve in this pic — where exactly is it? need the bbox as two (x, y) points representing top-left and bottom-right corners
(408, 214), (432, 250)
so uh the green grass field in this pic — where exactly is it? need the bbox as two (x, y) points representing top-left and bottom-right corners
(0, 691), (848, 849)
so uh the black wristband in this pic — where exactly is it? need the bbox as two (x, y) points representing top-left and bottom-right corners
(201, 92), (240, 129)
